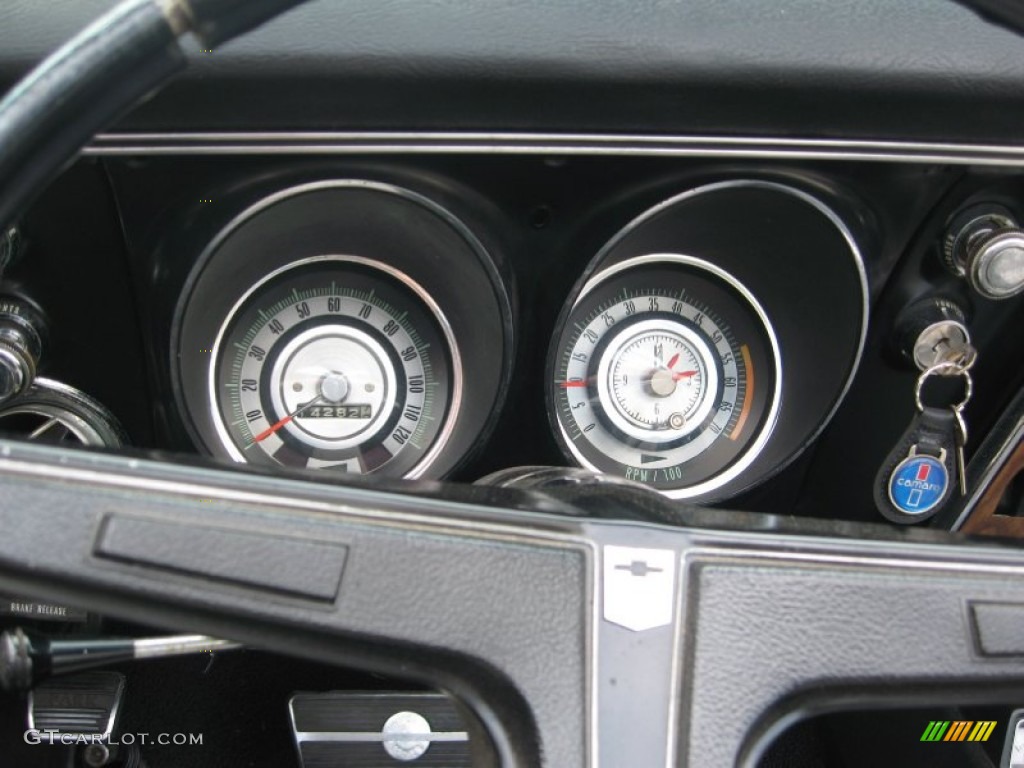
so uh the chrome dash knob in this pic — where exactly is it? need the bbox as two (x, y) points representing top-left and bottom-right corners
(964, 229), (1024, 300)
(0, 296), (44, 405)
(944, 204), (1024, 300)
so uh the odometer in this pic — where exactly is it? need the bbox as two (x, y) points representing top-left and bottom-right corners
(211, 256), (460, 479)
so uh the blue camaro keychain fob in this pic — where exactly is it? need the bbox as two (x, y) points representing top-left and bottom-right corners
(875, 353), (973, 524)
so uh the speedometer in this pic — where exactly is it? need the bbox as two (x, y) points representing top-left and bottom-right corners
(174, 180), (513, 483)
(212, 256), (459, 478)
(548, 254), (781, 499)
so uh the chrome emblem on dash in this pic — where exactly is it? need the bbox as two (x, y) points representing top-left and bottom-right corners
(603, 546), (676, 632)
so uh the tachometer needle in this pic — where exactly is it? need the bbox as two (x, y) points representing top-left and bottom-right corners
(559, 380), (589, 388)
(253, 397), (323, 443)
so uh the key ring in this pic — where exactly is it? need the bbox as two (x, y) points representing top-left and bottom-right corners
(915, 360), (973, 412)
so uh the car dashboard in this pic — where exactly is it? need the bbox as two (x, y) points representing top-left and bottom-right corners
(1, 1), (1024, 767)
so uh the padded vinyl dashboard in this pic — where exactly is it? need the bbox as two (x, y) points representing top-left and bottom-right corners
(6, 0), (1024, 143)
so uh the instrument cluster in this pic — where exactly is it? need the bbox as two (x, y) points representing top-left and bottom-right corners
(170, 170), (868, 504)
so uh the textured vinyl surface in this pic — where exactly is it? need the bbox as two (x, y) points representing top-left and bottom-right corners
(681, 559), (1024, 766)
(5, 1), (1024, 140)
(0, 449), (589, 767)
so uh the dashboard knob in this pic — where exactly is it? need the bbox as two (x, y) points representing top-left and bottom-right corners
(944, 204), (1024, 299)
(0, 344), (33, 403)
(0, 296), (44, 405)
(964, 228), (1024, 300)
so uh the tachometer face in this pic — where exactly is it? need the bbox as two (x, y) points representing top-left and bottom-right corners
(211, 256), (459, 479)
(549, 254), (780, 499)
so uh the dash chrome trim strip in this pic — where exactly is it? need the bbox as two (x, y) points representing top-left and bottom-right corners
(86, 131), (1024, 166)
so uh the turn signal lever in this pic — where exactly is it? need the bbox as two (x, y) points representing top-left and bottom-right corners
(0, 628), (241, 692)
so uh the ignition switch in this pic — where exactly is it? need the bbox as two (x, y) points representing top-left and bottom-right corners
(894, 297), (971, 372)
(943, 203), (1024, 300)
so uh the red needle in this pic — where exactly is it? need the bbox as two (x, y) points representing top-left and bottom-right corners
(253, 415), (294, 443)
(664, 353), (694, 380)
(560, 380), (588, 388)
(253, 398), (321, 442)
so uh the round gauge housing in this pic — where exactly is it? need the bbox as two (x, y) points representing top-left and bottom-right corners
(549, 255), (780, 498)
(174, 180), (513, 480)
(547, 180), (867, 502)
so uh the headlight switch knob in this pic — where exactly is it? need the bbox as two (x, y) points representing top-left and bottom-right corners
(944, 204), (1024, 300)
(0, 295), (44, 405)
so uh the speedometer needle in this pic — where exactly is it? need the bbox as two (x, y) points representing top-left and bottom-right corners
(253, 397), (323, 443)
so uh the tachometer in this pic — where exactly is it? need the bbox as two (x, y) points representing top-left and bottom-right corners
(212, 256), (459, 478)
(548, 254), (781, 499)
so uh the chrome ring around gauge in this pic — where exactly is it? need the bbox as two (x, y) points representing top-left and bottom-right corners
(549, 254), (781, 499)
(595, 317), (719, 443)
(209, 255), (461, 479)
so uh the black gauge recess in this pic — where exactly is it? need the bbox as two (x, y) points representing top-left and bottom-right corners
(549, 255), (781, 499)
(547, 180), (868, 502)
(174, 180), (513, 480)
(212, 257), (458, 478)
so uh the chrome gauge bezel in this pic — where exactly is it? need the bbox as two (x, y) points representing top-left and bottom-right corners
(594, 316), (720, 443)
(208, 255), (464, 479)
(552, 254), (782, 499)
